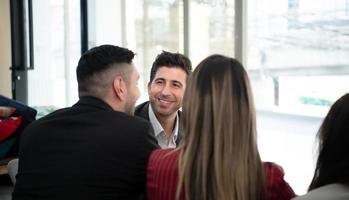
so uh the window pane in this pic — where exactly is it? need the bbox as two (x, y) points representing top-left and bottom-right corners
(29, 0), (80, 113)
(248, 0), (349, 194)
(248, 0), (349, 113)
(189, 0), (235, 65)
(89, 0), (123, 47)
(126, 0), (184, 102)
(92, 0), (184, 103)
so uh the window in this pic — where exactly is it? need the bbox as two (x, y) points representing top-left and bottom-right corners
(29, 0), (80, 111)
(248, 0), (349, 193)
(248, 0), (349, 115)
(125, 0), (184, 102)
(90, 0), (183, 103)
(189, 0), (235, 65)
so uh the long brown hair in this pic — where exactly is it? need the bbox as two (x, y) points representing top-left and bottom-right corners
(176, 55), (267, 200)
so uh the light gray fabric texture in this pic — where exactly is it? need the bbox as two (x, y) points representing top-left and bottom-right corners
(292, 184), (349, 200)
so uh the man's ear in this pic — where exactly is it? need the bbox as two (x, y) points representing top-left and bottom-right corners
(147, 82), (151, 95)
(113, 76), (127, 101)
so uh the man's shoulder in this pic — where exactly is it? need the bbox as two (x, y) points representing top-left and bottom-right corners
(26, 107), (70, 127)
(134, 101), (150, 120)
(119, 112), (151, 128)
(92, 107), (152, 132)
(31, 105), (150, 130)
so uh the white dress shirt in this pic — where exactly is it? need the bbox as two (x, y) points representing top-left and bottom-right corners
(148, 105), (179, 149)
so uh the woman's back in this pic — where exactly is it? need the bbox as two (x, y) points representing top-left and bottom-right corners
(147, 148), (296, 200)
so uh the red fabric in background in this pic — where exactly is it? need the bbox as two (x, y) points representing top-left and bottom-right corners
(264, 161), (297, 200)
(0, 116), (23, 142)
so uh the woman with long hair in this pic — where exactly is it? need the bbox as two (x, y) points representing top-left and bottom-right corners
(293, 94), (349, 200)
(147, 55), (296, 200)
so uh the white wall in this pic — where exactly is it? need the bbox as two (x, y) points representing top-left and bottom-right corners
(0, 0), (12, 98)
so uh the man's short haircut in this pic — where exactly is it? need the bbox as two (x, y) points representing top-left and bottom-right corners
(76, 45), (135, 95)
(150, 51), (192, 82)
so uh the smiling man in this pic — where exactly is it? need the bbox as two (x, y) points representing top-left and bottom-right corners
(135, 51), (192, 148)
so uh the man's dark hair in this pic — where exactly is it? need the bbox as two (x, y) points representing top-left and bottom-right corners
(76, 45), (135, 94)
(150, 51), (192, 82)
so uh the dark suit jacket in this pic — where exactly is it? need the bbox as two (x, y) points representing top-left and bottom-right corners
(134, 101), (182, 146)
(13, 96), (159, 200)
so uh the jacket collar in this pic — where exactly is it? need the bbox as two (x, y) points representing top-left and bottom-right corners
(134, 101), (150, 120)
(135, 101), (182, 145)
(75, 96), (114, 111)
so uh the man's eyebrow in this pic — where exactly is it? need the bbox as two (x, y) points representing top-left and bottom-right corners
(153, 78), (184, 85)
(154, 77), (165, 81)
(171, 80), (183, 85)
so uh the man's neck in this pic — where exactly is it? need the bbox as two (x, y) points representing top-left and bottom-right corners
(156, 113), (177, 138)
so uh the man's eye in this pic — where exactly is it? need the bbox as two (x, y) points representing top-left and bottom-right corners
(173, 84), (181, 88)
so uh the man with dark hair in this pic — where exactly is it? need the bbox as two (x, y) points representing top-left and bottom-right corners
(135, 51), (192, 148)
(13, 45), (159, 200)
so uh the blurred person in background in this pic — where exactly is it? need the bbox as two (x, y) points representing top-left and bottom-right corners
(293, 93), (349, 200)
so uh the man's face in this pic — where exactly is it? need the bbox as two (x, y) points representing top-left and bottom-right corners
(148, 66), (187, 118)
(125, 65), (140, 115)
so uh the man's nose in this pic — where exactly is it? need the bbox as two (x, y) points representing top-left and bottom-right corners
(161, 84), (171, 96)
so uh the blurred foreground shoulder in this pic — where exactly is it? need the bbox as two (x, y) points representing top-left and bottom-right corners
(264, 162), (296, 200)
(292, 184), (349, 200)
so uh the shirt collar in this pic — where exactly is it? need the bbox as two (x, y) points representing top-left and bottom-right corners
(148, 104), (179, 140)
